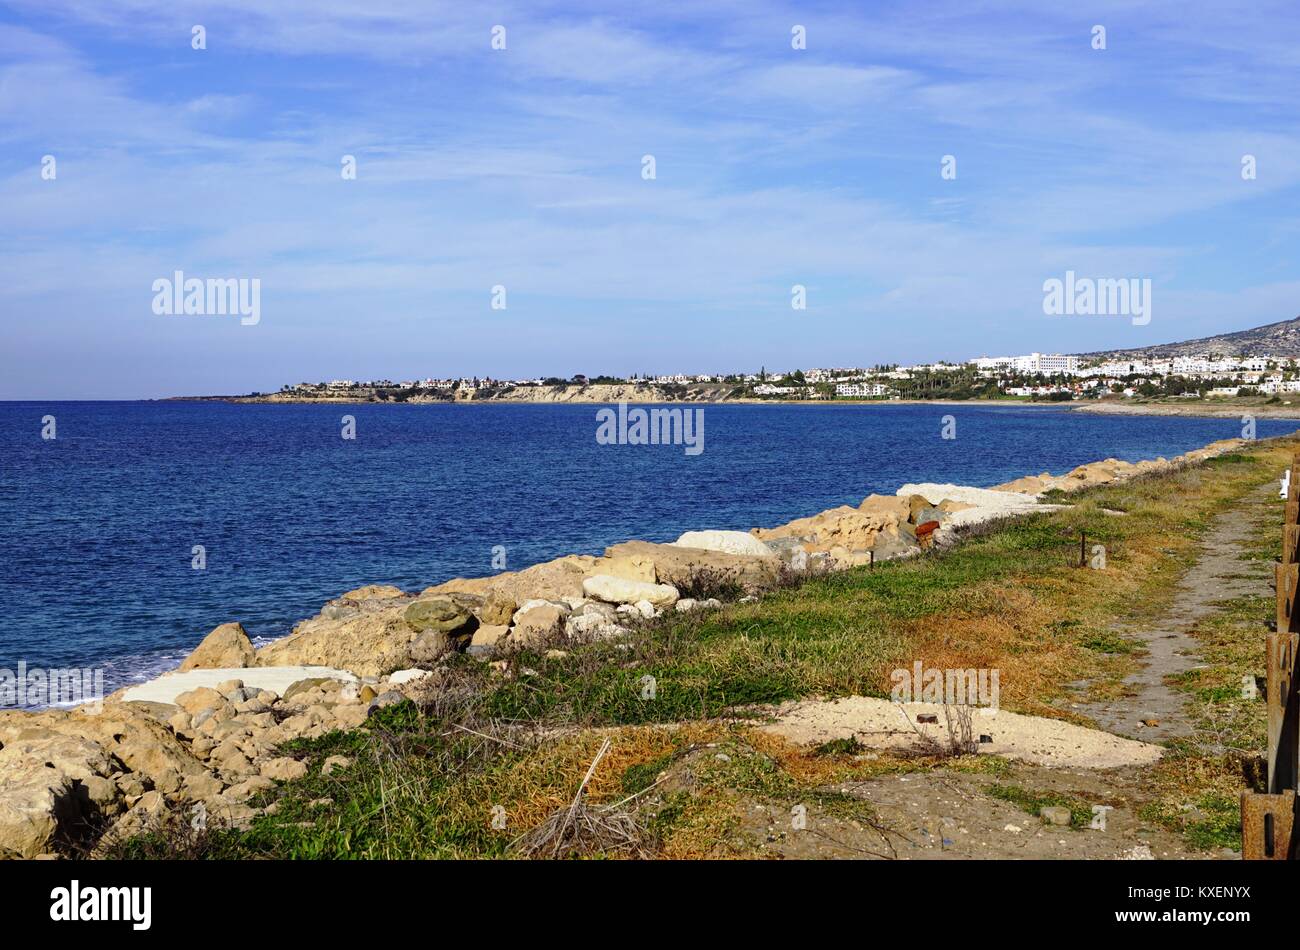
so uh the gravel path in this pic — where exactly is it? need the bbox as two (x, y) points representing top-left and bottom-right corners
(1076, 480), (1275, 742)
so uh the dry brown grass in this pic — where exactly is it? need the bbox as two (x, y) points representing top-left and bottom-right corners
(469, 723), (720, 845)
(886, 453), (1286, 722)
(177, 439), (1300, 860)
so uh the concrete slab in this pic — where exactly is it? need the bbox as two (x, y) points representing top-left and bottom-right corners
(760, 695), (1161, 770)
(121, 666), (357, 705)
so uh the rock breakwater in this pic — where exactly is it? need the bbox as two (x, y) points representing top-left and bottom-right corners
(0, 437), (1250, 857)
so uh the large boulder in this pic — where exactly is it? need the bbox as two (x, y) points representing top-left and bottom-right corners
(511, 605), (567, 648)
(511, 599), (571, 624)
(673, 530), (774, 558)
(408, 628), (456, 663)
(260, 757), (307, 782)
(255, 606), (417, 677)
(476, 591), (517, 626)
(912, 505), (945, 526)
(762, 535), (808, 560)
(1063, 461), (1122, 487)
(66, 705), (207, 788)
(179, 622), (256, 671)
(755, 505), (902, 554)
(0, 728), (118, 858)
(600, 552), (658, 584)
(905, 494), (934, 523)
(992, 473), (1055, 495)
(468, 624), (509, 653)
(339, 584), (405, 602)
(174, 687), (227, 715)
(403, 596), (478, 635)
(601, 540), (780, 592)
(258, 589), (485, 676)
(0, 765), (78, 858)
(582, 574), (679, 607)
(320, 585), (410, 620)
(858, 494), (911, 519)
(424, 554), (599, 606)
(566, 613), (629, 641)
(868, 530), (922, 561)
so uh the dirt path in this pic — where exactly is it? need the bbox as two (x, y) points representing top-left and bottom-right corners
(740, 761), (1204, 860)
(731, 475), (1278, 859)
(1077, 480), (1275, 742)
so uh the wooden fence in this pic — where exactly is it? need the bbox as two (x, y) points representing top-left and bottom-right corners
(1242, 453), (1300, 859)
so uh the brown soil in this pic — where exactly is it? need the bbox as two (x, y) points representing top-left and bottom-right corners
(739, 761), (1212, 860)
(715, 476), (1278, 859)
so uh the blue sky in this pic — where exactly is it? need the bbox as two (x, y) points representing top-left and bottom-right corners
(1, 1), (1298, 398)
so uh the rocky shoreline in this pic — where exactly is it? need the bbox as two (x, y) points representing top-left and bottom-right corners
(180, 383), (734, 405)
(0, 436), (1254, 858)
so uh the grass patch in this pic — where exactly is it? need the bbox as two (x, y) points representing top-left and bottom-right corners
(814, 736), (867, 757)
(112, 438), (1298, 859)
(986, 782), (1094, 828)
(1079, 630), (1141, 654)
(621, 751), (678, 794)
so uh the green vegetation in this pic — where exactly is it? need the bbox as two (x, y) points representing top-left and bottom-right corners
(1135, 458), (1280, 851)
(986, 782), (1095, 828)
(814, 736), (867, 757)
(1078, 631), (1141, 655)
(115, 438), (1295, 859)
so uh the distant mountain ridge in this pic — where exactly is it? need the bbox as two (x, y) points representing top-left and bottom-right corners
(1077, 315), (1300, 360)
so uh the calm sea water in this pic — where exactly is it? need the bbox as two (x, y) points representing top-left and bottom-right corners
(1, 401), (1292, 692)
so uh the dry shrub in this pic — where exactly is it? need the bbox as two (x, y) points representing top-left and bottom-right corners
(467, 724), (715, 853)
(512, 798), (649, 859)
(507, 729), (713, 859)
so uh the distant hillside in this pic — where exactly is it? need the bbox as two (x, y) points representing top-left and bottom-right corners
(1078, 315), (1300, 360)
(198, 382), (739, 405)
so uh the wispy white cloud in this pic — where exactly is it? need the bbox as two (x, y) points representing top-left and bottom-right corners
(0, 1), (1297, 397)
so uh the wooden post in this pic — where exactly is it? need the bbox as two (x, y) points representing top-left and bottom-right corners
(1288, 452), (1300, 531)
(1245, 453), (1300, 859)
(1278, 563), (1298, 635)
(1269, 632), (1300, 794)
(1274, 454), (1300, 792)
(1080, 530), (1087, 568)
(1242, 791), (1295, 860)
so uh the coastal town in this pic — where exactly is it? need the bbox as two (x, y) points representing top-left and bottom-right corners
(270, 349), (1300, 404)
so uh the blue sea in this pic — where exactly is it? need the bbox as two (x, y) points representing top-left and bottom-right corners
(1, 401), (1292, 693)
